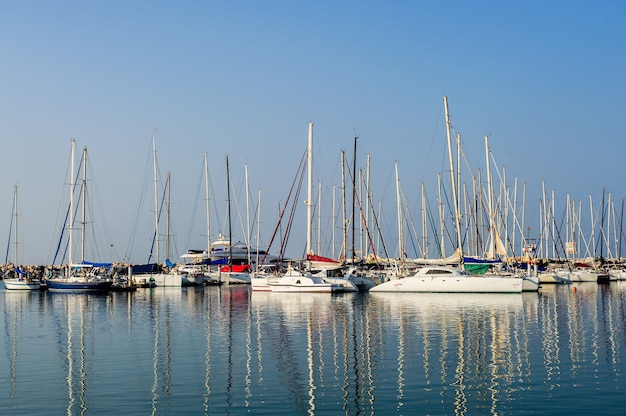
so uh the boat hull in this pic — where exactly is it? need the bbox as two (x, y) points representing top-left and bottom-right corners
(370, 275), (523, 293)
(250, 275), (271, 291)
(151, 273), (183, 287)
(3, 279), (42, 290)
(45, 279), (112, 293)
(265, 271), (343, 293)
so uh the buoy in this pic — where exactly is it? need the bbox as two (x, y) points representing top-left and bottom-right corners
(573, 286), (577, 292)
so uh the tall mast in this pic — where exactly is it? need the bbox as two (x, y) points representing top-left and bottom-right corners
(317, 181), (322, 255)
(443, 96), (463, 253)
(332, 185), (336, 259)
(204, 153), (211, 254)
(226, 155), (232, 268)
(340, 150), (347, 262)
(13, 185), (18, 265)
(256, 188), (261, 268)
(152, 129), (159, 263)
(68, 138), (76, 274)
(81, 146), (87, 263)
(421, 182), (428, 258)
(485, 135), (495, 259)
(306, 121), (313, 255)
(352, 135), (357, 263)
(245, 164), (251, 265)
(166, 171), (171, 261)
(395, 161), (403, 259)
(364, 154), (371, 257)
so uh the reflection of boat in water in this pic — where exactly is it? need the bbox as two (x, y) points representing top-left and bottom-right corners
(369, 290), (524, 312)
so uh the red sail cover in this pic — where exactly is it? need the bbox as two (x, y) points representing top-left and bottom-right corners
(306, 253), (340, 265)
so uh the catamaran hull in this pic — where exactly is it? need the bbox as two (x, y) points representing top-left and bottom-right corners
(370, 276), (523, 293)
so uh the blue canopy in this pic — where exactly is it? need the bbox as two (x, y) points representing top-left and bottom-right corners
(132, 263), (160, 274)
(82, 260), (113, 268)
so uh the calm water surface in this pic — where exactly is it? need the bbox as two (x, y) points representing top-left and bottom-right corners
(2, 282), (626, 415)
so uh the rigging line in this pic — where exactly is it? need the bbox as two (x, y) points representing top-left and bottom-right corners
(281, 154), (307, 262)
(344, 160), (384, 265)
(261, 149), (307, 266)
(4, 188), (15, 265)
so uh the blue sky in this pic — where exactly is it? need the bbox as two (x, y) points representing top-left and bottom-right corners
(1, 1), (625, 265)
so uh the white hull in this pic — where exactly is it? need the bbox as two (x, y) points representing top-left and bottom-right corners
(609, 269), (626, 281)
(370, 266), (523, 293)
(151, 273), (183, 287)
(250, 275), (271, 291)
(3, 278), (41, 290)
(320, 276), (359, 292)
(557, 269), (605, 283)
(522, 275), (540, 292)
(266, 269), (343, 293)
(207, 271), (251, 284)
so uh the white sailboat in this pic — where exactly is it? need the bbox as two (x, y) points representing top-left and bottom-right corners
(45, 140), (113, 292)
(254, 122), (343, 292)
(370, 265), (523, 293)
(373, 97), (524, 294)
(129, 133), (182, 287)
(2, 185), (41, 291)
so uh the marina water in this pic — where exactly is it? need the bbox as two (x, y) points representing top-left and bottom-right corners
(2, 283), (626, 415)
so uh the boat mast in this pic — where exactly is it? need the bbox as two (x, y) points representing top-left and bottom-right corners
(245, 164), (251, 265)
(421, 182), (428, 258)
(81, 146), (87, 263)
(13, 185), (19, 266)
(226, 155), (232, 269)
(68, 138), (75, 276)
(617, 199), (624, 261)
(306, 121), (313, 256)
(485, 135), (495, 259)
(395, 161), (403, 260)
(152, 129), (159, 264)
(352, 135), (357, 263)
(256, 188), (261, 268)
(443, 96), (463, 254)
(204, 153), (211, 256)
(341, 150), (347, 262)
(317, 181), (322, 256)
(166, 171), (171, 261)
(332, 185), (336, 259)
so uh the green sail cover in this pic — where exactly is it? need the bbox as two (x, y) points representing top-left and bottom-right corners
(464, 263), (491, 275)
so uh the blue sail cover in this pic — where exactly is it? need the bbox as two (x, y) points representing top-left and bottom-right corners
(82, 260), (113, 268)
(165, 259), (176, 268)
(132, 263), (160, 274)
(463, 257), (502, 264)
(15, 267), (27, 275)
(211, 258), (228, 265)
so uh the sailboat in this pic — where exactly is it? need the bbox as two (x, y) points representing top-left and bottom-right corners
(127, 133), (183, 287)
(45, 140), (113, 293)
(204, 155), (252, 284)
(2, 185), (42, 290)
(373, 97), (523, 293)
(256, 122), (343, 293)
